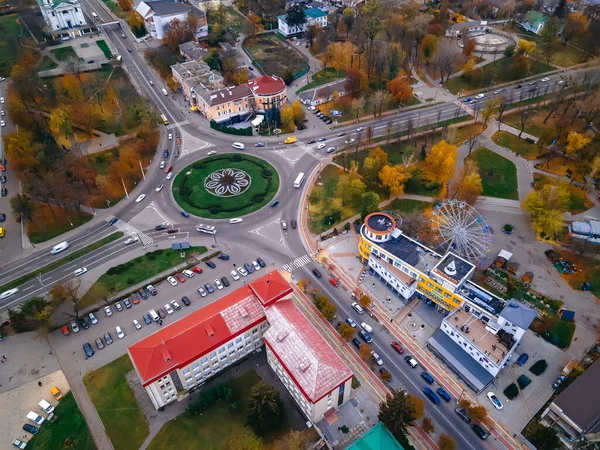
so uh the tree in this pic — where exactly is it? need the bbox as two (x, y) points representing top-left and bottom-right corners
(351, 95), (366, 121)
(247, 381), (285, 436)
(467, 405), (489, 424)
(163, 18), (193, 51)
(358, 343), (372, 362)
(563, 12), (587, 45)
(343, 8), (355, 38)
(565, 131), (591, 157)
(463, 38), (476, 58)
(522, 183), (570, 238)
(379, 165), (410, 198)
(359, 294), (372, 309)
(420, 34), (438, 65)
(326, 42), (358, 73)
(554, 0), (568, 19)
(434, 40), (455, 83)
(526, 421), (561, 450)
(361, 191), (380, 218)
(338, 323), (355, 341)
(224, 433), (263, 450)
(10, 194), (34, 221)
(49, 106), (73, 139)
(387, 72), (413, 104)
(379, 390), (425, 440)
(118, 0), (132, 11)
(363, 17), (381, 76)
(450, 160), (483, 205)
(291, 100), (305, 128)
(424, 140), (457, 186)
(504, 44), (515, 58)
(482, 97), (501, 125)
(517, 103), (535, 138)
(280, 429), (307, 450)
(421, 417), (435, 434)
(246, 12), (264, 37)
(438, 434), (456, 450)
(280, 104), (295, 132)
(517, 39), (536, 56)
(285, 5), (306, 28)
(322, 301), (337, 321)
(345, 68), (369, 95)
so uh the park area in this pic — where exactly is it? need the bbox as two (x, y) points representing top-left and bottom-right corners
(243, 33), (308, 80)
(84, 355), (149, 450)
(533, 173), (593, 214)
(28, 203), (93, 244)
(468, 147), (518, 199)
(0, 15), (23, 76)
(492, 131), (541, 159)
(80, 246), (207, 307)
(173, 154), (279, 219)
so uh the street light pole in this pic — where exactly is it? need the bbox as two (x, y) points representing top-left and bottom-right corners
(121, 178), (129, 199)
(138, 160), (146, 181)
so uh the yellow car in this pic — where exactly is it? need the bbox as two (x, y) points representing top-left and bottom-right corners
(0, 227), (4, 238)
(51, 386), (63, 401)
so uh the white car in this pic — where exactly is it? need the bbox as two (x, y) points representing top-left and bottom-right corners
(74, 267), (88, 277)
(229, 218), (243, 224)
(252, 260), (261, 271)
(356, 126), (364, 132)
(159, 161), (166, 169)
(104, 306), (113, 317)
(475, 93), (484, 99)
(155, 183), (164, 192)
(237, 266), (248, 277)
(346, 317), (357, 328)
(371, 351), (384, 366)
(0, 97), (4, 104)
(135, 194), (146, 203)
(541, 77), (550, 82)
(183, 269), (194, 278)
(168, 133), (172, 140)
(167, 276), (178, 286)
(0, 120), (5, 127)
(115, 326), (125, 339)
(0, 288), (19, 300)
(317, 143), (326, 150)
(0, 110), (4, 115)
(207, 150), (217, 155)
(166, 172), (174, 180)
(115, 302), (123, 311)
(487, 392), (503, 410)
(326, 147), (336, 153)
(230, 270), (240, 281)
(171, 300), (181, 310)
(197, 286), (207, 297)
(133, 319), (142, 330)
(214, 278), (224, 290)
(88, 312), (98, 325)
(164, 303), (174, 315)
(124, 236), (139, 245)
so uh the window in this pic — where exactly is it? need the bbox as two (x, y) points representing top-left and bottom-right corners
(200, 357), (208, 365)
(235, 337), (242, 344)
(229, 350), (235, 356)
(219, 347), (226, 354)
(260, 324), (267, 330)
(237, 346), (244, 351)
(227, 342), (234, 349)
(252, 329), (258, 334)
(210, 352), (217, 360)
(181, 368), (190, 376)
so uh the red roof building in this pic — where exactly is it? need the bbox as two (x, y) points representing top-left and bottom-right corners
(247, 75), (288, 111)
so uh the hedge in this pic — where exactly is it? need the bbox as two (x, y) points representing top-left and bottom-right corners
(210, 120), (252, 136)
(529, 359), (548, 376)
(504, 383), (519, 400)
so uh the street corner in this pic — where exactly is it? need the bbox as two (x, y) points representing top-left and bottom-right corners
(129, 203), (172, 231)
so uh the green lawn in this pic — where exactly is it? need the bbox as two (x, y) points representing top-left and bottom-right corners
(533, 173), (593, 214)
(548, 318), (576, 349)
(27, 392), (96, 450)
(492, 131), (541, 160)
(404, 167), (441, 196)
(297, 68), (345, 93)
(0, 15), (22, 76)
(468, 147), (518, 199)
(96, 40), (112, 59)
(0, 232), (123, 294)
(387, 198), (430, 212)
(51, 46), (79, 62)
(173, 154), (279, 219)
(38, 55), (58, 71)
(243, 33), (309, 79)
(147, 370), (289, 450)
(80, 246), (207, 307)
(84, 355), (148, 450)
(542, 44), (586, 67)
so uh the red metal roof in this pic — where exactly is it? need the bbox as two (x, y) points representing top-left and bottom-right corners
(249, 270), (293, 307)
(264, 300), (353, 403)
(248, 75), (286, 96)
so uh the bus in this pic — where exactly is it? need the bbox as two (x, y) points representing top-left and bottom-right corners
(160, 114), (169, 125)
(294, 172), (305, 188)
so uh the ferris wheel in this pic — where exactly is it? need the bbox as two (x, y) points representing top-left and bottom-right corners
(430, 200), (492, 263)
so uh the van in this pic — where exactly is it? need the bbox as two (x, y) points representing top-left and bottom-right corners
(405, 356), (418, 368)
(329, 277), (338, 287)
(27, 411), (45, 425)
(51, 241), (69, 255)
(149, 309), (160, 322)
(231, 142), (245, 150)
(360, 322), (373, 333)
(422, 387), (440, 405)
(161, 88), (168, 96)
(91, 12), (98, 19)
(351, 302), (364, 314)
(39, 400), (54, 414)
(51, 386), (63, 401)
(284, 136), (297, 144)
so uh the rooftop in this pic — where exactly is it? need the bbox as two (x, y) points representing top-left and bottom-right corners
(278, 7), (327, 22)
(431, 253), (474, 286)
(144, 0), (188, 16)
(461, 281), (505, 316)
(499, 299), (537, 330)
(179, 41), (208, 61)
(553, 359), (600, 433)
(248, 75), (286, 96)
(365, 212), (396, 234)
(379, 232), (441, 275)
(204, 84), (253, 107)
(346, 422), (405, 450)
(264, 300), (353, 403)
(524, 10), (548, 26)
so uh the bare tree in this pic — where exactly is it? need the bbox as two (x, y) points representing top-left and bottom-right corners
(433, 39), (455, 84)
(497, 102), (508, 130)
(518, 103), (535, 138)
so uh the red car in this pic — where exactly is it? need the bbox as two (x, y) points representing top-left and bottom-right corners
(0, 164), (5, 172)
(61, 325), (70, 336)
(175, 273), (186, 283)
(131, 293), (140, 304)
(192, 266), (203, 274)
(391, 341), (404, 354)
(176, 137), (181, 146)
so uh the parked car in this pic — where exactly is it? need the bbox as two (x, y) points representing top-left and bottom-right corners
(115, 326), (125, 338)
(486, 392), (503, 410)
(12, 439), (27, 449)
(181, 296), (191, 306)
(70, 321), (80, 333)
(115, 301), (123, 312)
(221, 277), (230, 287)
(104, 332), (113, 345)
(436, 388), (451, 402)
(237, 266), (248, 277)
(420, 372), (434, 385)
(95, 337), (105, 350)
(130, 293), (140, 304)
(244, 262), (254, 274)
(371, 351), (383, 365)
(516, 353), (529, 366)
(218, 253), (230, 260)
(158, 308), (167, 319)
(352, 338), (362, 348)
(79, 317), (90, 330)
(170, 300), (181, 310)
(346, 317), (357, 328)
(455, 407), (471, 423)
(256, 257), (266, 268)
(147, 285), (157, 295)
(83, 342), (94, 357)
(143, 314), (152, 325)
(164, 304), (174, 315)
(192, 266), (203, 274)
(175, 273), (186, 283)
(214, 279), (224, 290)
(252, 260), (261, 271)
(391, 341), (404, 354)
(359, 330), (372, 343)
(206, 260), (216, 269)
(139, 289), (149, 300)
(552, 375), (566, 389)
(133, 319), (142, 330)
(197, 286), (207, 297)
(88, 312), (98, 325)
(61, 325), (70, 336)
(472, 423), (488, 440)
(123, 298), (132, 309)
(183, 269), (194, 278)
(205, 283), (215, 293)
(231, 270), (240, 281)
(22, 424), (39, 435)
(167, 276), (178, 286)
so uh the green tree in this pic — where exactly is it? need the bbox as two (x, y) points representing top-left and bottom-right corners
(322, 301), (337, 321)
(361, 191), (380, 219)
(527, 421), (561, 450)
(285, 5), (306, 28)
(246, 381), (285, 436)
(10, 194), (34, 221)
(338, 323), (355, 341)
(379, 389), (425, 440)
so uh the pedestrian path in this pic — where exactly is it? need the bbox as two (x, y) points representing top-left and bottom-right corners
(282, 254), (312, 273)
(106, 215), (154, 245)
(166, 120), (189, 130)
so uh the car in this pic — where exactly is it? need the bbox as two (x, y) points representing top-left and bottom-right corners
(346, 317), (357, 328)
(143, 314), (152, 325)
(256, 257), (266, 268)
(455, 407), (471, 423)
(115, 301), (123, 312)
(131, 293), (140, 304)
(115, 326), (125, 338)
(254, 142), (265, 147)
(516, 353), (529, 366)
(135, 194), (146, 203)
(270, 200), (279, 207)
(22, 424), (39, 435)
(475, 93), (484, 99)
(0, 213), (5, 222)
(252, 260), (261, 271)
(422, 387), (440, 405)
(155, 183), (164, 192)
(237, 266), (248, 277)
(0, 120), (4, 127)
(0, 175), (6, 183)
(214, 279), (224, 290)
(123, 298), (132, 309)
(176, 137), (181, 146)
(420, 372), (434, 384)
(95, 337), (105, 350)
(0, 164), (4, 172)
(307, 139), (316, 144)
(463, 97), (472, 103)
(79, 317), (90, 330)
(175, 273), (186, 283)
(248, 66), (254, 71)
(0, 287), (18, 299)
(404, 356), (418, 368)
(167, 276), (178, 286)
(379, 368), (392, 381)
(51, 241), (69, 254)
(124, 236), (139, 245)
(359, 330), (372, 343)
(197, 286), (207, 297)
(147, 285), (157, 295)
(244, 262), (255, 274)
(204, 283), (214, 293)
(356, 126), (364, 132)
(88, 312), (98, 325)
(218, 253), (230, 260)
(171, 300), (181, 310)
(83, 342), (94, 357)
(289, 219), (297, 229)
(352, 337), (362, 348)
(139, 289), (149, 300)
(493, 89), (504, 94)
(158, 308), (167, 318)
(486, 392), (503, 410)
(12, 439), (27, 449)
(371, 351), (383, 365)
(166, 228), (178, 234)
(154, 225), (167, 231)
(515, 84), (522, 89)
(0, 188), (6, 197)
(133, 319), (142, 330)
(318, 136), (327, 141)
(206, 260), (216, 269)
(317, 143), (326, 150)
(61, 325), (70, 336)
(221, 276), (230, 287)
(189, 266), (203, 275)
(391, 341), (404, 354)
(181, 210), (190, 218)
(472, 423), (488, 440)
(337, 132), (346, 136)
(182, 269), (194, 278)
(181, 296), (191, 306)
(326, 147), (336, 153)
(207, 150), (217, 155)
(159, 161), (166, 169)
(541, 77), (550, 82)
(312, 268), (322, 278)
(229, 218), (243, 224)
(166, 173), (174, 180)
(168, 133), (172, 140)
(345, 138), (355, 144)
(436, 387), (451, 402)
(163, 303), (174, 315)
(69, 320), (80, 334)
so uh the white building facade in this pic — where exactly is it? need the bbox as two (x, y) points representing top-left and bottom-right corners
(37, 0), (87, 34)
(277, 8), (327, 36)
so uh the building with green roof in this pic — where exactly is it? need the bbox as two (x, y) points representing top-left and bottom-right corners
(345, 422), (405, 450)
(518, 11), (548, 35)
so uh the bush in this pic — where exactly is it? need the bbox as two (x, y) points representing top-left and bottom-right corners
(126, 278), (135, 285)
(351, 376), (361, 389)
(262, 169), (272, 177)
(186, 382), (234, 417)
(231, 154), (242, 162)
(529, 359), (548, 376)
(210, 120), (252, 136)
(253, 196), (264, 203)
(193, 162), (206, 169)
(209, 205), (221, 215)
(504, 383), (519, 400)
(344, 223), (351, 231)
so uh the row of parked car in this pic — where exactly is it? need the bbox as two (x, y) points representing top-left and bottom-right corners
(16, 398), (59, 444)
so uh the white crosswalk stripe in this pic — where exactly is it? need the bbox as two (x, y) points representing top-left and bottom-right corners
(282, 254), (312, 273)
(106, 215), (154, 245)
(166, 120), (189, 130)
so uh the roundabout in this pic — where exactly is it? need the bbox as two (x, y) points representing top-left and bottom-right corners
(172, 153), (280, 219)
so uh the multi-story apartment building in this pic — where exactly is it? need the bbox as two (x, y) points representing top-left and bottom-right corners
(194, 84), (254, 124)
(358, 212), (536, 392)
(171, 60), (223, 102)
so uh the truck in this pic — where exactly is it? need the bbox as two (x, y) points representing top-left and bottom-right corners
(284, 136), (297, 144)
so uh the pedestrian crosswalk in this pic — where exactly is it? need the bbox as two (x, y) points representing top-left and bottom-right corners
(283, 254), (312, 273)
(106, 216), (154, 245)
(166, 120), (189, 130)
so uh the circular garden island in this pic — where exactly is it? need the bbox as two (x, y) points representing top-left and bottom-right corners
(172, 153), (280, 219)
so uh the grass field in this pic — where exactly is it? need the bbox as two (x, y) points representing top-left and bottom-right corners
(534, 156), (584, 183)
(96, 40), (112, 59)
(51, 46), (79, 62)
(533, 173), (593, 214)
(84, 355), (148, 450)
(297, 68), (345, 93)
(80, 246), (207, 307)
(0, 15), (22, 76)
(504, 107), (588, 142)
(38, 55), (59, 71)
(173, 154), (279, 219)
(28, 203), (93, 244)
(244, 33), (309, 79)
(0, 232), (123, 293)
(26, 392), (96, 450)
(387, 198), (431, 212)
(548, 318), (576, 349)
(492, 131), (541, 159)
(468, 147), (518, 199)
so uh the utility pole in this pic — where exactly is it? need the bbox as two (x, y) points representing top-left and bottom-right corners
(138, 160), (146, 181)
(121, 179), (129, 199)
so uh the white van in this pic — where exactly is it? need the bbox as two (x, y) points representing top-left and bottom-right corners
(39, 400), (54, 414)
(406, 357), (418, 368)
(50, 241), (69, 255)
(148, 309), (160, 322)
(351, 302), (364, 315)
(161, 88), (168, 96)
(231, 142), (245, 150)
(91, 12), (98, 20)
(27, 411), (45, 425)
(360, 322), (373, 333)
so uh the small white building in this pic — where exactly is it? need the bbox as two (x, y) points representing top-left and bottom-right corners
(135, 1), (207, 40)
(36, 0), (87, 35)
(277, 7), (327, 36)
